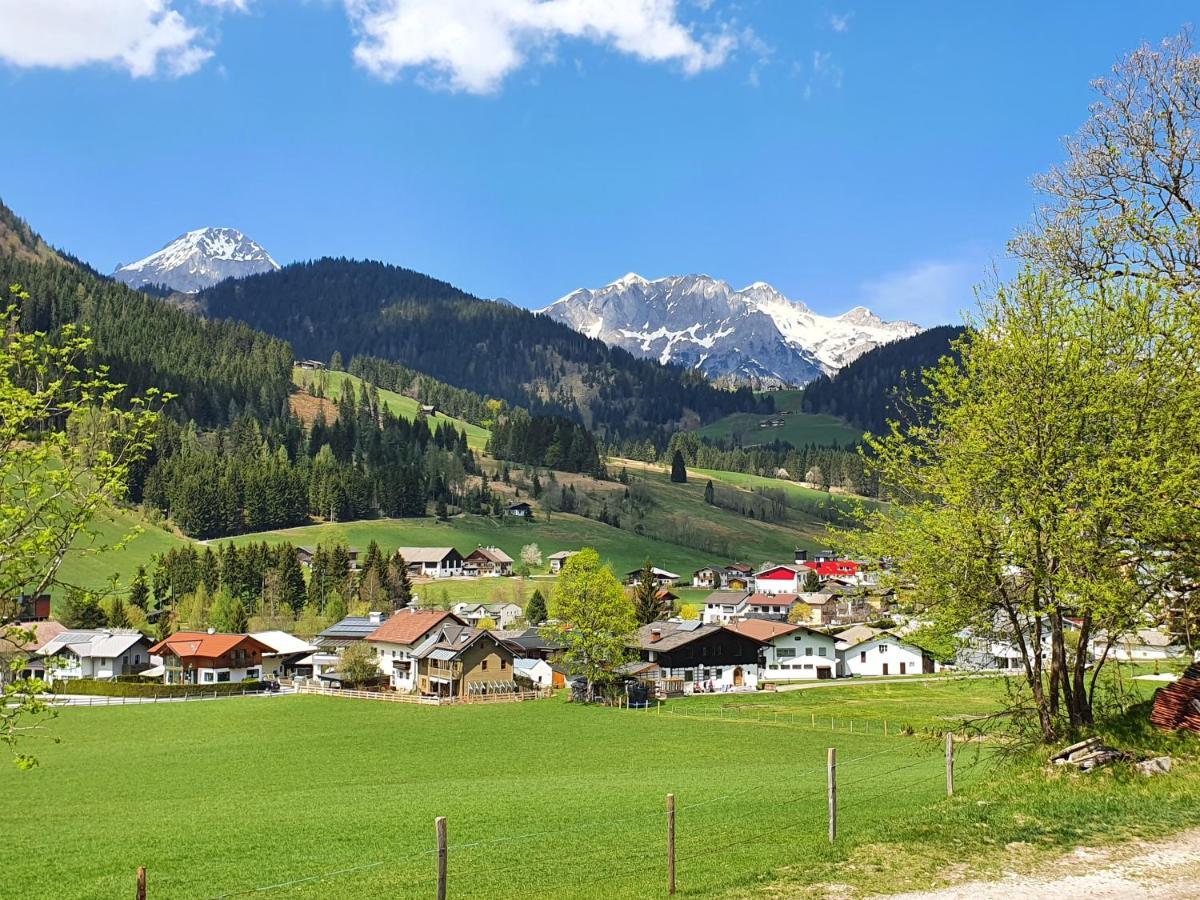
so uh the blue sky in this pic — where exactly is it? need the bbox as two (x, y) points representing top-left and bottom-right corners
(0, 2), (1194, 325)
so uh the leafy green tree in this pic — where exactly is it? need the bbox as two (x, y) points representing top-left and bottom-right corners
(669, 450), (687, 484)
(324, 591), (348, 623)
(476, 617), (497, 630)
(632, 559), (666, 625)
(208, 588), (248, 633)
(678, 603), (700, 621)
(542, 548), (635, 697)
(339, 640), (379, 687)
(525, 589), (548, 626)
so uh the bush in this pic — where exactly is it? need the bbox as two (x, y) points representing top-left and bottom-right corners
(51, 679), (265, 697)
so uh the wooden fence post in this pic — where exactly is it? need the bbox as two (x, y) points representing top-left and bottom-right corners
(136, 866), (146, 900)
(827, 747), (837, 843)
(945, 732), (955, 796)
(436, 816), (448, 900)
(667, 793), (676, 895)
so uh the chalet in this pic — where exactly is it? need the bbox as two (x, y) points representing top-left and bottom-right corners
(412, 623), (520, 697)
(753, 564), (802, 595)
(6, 594), (51, 621)
(624, 566), (680, 587)
(366, 609), (464, 692)
(39, 629), (153, 682)
(728, 619), (838, 680)
(452, 602), (523, 630)
(419, 404), (438, 416)
(838, 631), (933, 677)
(656, 588), (680, 607)
(295, 546), (361, 570)
(702, 590), (750, 625)
(507, 502), (534, 518)
(148, 632), (273, 684)
(1093, 628), (1187, 662)
(395, 547), (464, 578)
(547, 550), (579, 573)
(462, 546), (515, 577)
(0, 620), (66, 684)
(250, 630), (319, 679)
(631, 620), (766, 691)
(723, 564), (754, 591)
(312, 612), (389, 679)
(746, 593), (802, 619)
(296, 359), (325, 370)
(692, 566), (723, 589)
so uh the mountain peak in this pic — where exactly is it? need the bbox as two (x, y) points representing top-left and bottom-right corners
(540, 273), (923, 387)
(113, 227), (279, 293)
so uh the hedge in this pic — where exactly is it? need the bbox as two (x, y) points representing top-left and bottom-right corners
(51, 679), (264, 698)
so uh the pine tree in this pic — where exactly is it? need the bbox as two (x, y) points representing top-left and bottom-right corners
(802, 569), (821, 592)
(704, 479), (715, 505)
(633, 559), (666, 625)
(128, 566), (150, 610)
(388, 556), (414, 610)
(60, 589), (106, 629)
(526, 589), (548, 626)
(670, 450), (687, 484)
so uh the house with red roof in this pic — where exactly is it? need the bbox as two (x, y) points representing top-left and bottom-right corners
(365, 609), (465, 692)
(801, 559), (862, 580)
(148, 631), (274, 685)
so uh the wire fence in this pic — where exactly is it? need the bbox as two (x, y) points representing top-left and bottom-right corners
(179, 712), (989, 900)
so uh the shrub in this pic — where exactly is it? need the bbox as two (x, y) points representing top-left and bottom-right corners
(50, 679), (265, 697)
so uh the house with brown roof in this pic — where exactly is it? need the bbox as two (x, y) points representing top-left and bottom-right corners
(547, 550), (579, 573)
(728, 620), (838, 681)
(0, 619), (66, 685)
(630, 620), (766, 692)
(462, 546), (514, 577)
(148, 631), (273, 685)
(395, 547), (464, 578)
(411, 623), (519, 698)
(365, 609), (464, 692)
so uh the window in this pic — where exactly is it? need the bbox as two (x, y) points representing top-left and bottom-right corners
(777, 648), (796, 659)
(805, 647), (813, 656)
(818, 647), (826, 657)
(481, 660), (488, 671)
(500, 658), (507, 670)
(879, 644), (889, 653)
(860, 651), (867, 663)
(217, 671), (230, 682)
(203, 672), (215, 683)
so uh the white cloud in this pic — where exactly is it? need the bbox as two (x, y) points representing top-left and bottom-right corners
(828, 12), (852, 34)
(858, 259), (982, 326)
(344, 0), (741, 94)
(0, 0), (214, 77)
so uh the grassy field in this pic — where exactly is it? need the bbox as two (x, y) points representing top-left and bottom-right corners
(54, 506), (189, 595)
(4, 678), (1198, 899)
(293, 367), (491, 450)
(694, 390), (863, 449)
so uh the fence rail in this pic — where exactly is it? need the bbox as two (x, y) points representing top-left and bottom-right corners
(292, 683), (549, 705)
(48, 689), (287, 707)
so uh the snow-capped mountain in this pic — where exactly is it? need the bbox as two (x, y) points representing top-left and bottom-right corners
(540, 274), (922, 388)
(113, 227), (279, 293)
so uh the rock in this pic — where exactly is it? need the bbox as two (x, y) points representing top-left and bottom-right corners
(1136, 756), (1173, 776)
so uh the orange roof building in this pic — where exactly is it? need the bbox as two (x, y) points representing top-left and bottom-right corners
(148, 631), (273, 685)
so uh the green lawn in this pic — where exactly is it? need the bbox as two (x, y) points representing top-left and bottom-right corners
(54, 505), (189, 596)
(293, 367), (491, 450)
(695, 404), (863, 449)
(4, 679), (1198, 899)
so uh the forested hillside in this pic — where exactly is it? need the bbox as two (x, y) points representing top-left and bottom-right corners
(198, 258), (766, 443)
(800, 325), (965, 434)
(0, 200), (293, 426)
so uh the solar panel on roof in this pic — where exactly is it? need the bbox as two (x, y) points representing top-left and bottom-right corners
(677, 620), (702, 632)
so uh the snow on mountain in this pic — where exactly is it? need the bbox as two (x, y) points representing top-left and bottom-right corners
(112, 227), (279, 293)
(540, 274), (921, 388)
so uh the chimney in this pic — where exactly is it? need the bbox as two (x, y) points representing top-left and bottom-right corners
(795, 548), (808, 564)
(207, 627), (216, 634)
(650, 628), (662, 643)
(369, 611), (382, 624)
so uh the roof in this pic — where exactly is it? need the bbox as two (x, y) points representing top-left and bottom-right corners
(632, 621), (767, 652)
(725, 563), (753, 573)
(0, 620), (66, 655)
(316, 615), (388, 641)
(547, 550), (579, 560)
(40, 628), (147, 659)
(465, 546), (514, 565)
(756, 565), (800, 579)
(412, 624), (511, 661)
(503, 628), (562, 654)
(798, 591), (831, 606)
(250, 630), (318, 655)
(514, 658), (550, 673)
(625, 566), (680, 580)
(802, 559), (861, 577)
(366, 609), (460, 646)
(148, 631), (272, 659)
(726, 620), (801, 641)
(704, 590), (751, 606)
(394, 547), (459, 564)
(507, 502), (533, 510)
(747, 593), (801, 607)
(834, 624), (883, 646)
(839, 629), (925, 653)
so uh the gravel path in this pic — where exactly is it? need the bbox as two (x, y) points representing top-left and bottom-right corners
(885, 828), (1200, 899)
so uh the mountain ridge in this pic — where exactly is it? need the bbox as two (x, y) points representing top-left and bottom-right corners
(113, 227), (279, 293)
(541, 273), (922, 388)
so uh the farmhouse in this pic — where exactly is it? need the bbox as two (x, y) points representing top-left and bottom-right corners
(1094, 628), (1188, 662)
(838, 631), (933, 677)
(724, 563), (754, 591)
(624, 566), (680, 587)
(39, 629), (153, 682)
(507, 502), (534, 518)
(0, 619), (65, 684)
(692, 566), (723, 589)
(148, 632), (273, 684)
(452, 602), (523, 630)
(366, 609), (464, 692)
(547, 550), (579, 573)
(462, 546), (514, 577)
(631, 620), (766, 691)
(251, 630), (319, 679)
(702, 590), (750, 625)
(728, 619), (838, 680)
(746, 593), (802, 619)
(412, 623), (519, 697)
(801, 558), (862, 582)
(395, 547), (464, 578)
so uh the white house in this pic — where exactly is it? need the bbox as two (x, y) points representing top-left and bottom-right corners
(547, 550), (579, 573)
(453, 602), (523, 629)
(251, 630), (319, 679)
(1094, 628), (1187, 662)
(838, 631), (933, 677)
(395, 547), (465, 578)
(147, 632), (274, 685)
(728, 620), (838, 681)
(625, 566), (680, 587)
(38, 629), (153, 681)
(514, 657), (553, 688)
(752, 565), (802, 595)
(702, 591), (751, 625)
(365, 609), (465, 692)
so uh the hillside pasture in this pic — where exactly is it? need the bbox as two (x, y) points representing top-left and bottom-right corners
(4, 679), (1199, 899)
(695, 402), (863, 449)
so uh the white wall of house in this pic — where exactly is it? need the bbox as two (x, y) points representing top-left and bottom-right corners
(840, 636), (927, 677)
(755, 572), (799, 595)
(659, 664), (759, 692)
(371, 640), (422, 691)
(514, 658), (552, 687)
(703, 601), (748, 625)
(761, 631), (837, 680)
(193, 666), (260, 685)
